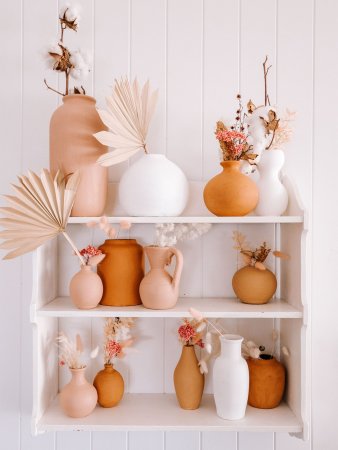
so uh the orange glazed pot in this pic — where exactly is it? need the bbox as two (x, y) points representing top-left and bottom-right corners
(93, 364), (124, 408)
(97, 239), (144, 306)
(247, 355), (286, 409)
(232, 265), (277, 305)
(203, 161), (258, 216)
(50, 94), (108, 217)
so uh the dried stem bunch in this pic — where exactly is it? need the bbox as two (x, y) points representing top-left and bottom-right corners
(57, 333), (98, 369)
(87, 216), (132, 239)
(103, 318), (135, 365)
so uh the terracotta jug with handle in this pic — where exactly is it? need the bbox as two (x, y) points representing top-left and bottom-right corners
(139, 246), (183, 309)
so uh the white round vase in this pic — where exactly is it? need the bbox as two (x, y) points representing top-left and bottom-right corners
(118, 154), (189, 216)
(255, 149), (288, 216)
(213, 334), (249, 420)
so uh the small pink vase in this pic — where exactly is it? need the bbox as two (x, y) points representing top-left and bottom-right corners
(59, 367), (98, 418)
(139, 246), (183, 309)
(69, 265), (103, 309)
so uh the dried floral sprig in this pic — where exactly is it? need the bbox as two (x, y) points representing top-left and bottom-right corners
(241, 330), (290, 360)
(79, 245), (105, 266)
(269, 109), (295, 150)
(87, 216), (131, 239)
(103, 317), (135, 365)
(57, 332), (98, 369)
(155, 223), (211, 247)
(177, 318), (206, 348)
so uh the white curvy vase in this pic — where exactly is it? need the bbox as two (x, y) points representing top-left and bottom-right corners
(255, 150), (288, 216)
(118, 154), (189, 216)
(213, 334), (249, 420)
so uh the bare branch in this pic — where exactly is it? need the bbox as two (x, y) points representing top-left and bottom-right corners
(44, 79), (65, 96)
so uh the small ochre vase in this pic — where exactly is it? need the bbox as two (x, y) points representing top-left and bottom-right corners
(232, 265), (277, 305)
(69, 265), (103, 309)
(93, 364), (124, 408)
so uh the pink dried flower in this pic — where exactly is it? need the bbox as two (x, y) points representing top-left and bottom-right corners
(59, 360), (65, 366)
(106, 340), (122, 359)
(195, 339), (204, 348)
(79, 245), (102, 264)
(178, 322), (196, 342)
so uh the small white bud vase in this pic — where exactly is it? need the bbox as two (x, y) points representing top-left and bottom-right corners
(118, 154), (189, 216)
(255, 149), (288, 216)
(213, 334), (249, 420)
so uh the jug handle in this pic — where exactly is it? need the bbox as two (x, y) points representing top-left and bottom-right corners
(168, 247), (183, 289)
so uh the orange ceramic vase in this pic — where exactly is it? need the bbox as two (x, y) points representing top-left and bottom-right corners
(139, 246), (183, 310)
(59, 367), (97, 418)
(203, 161), (259, 216)
(97, 239), (144, 306)
(50, 94), (108, 217)
(232, 265), (277, 304)
(173, 345), (205, 410)
(69, 265), (103, 309)
(247, 355), (286, 409)
(93, 364), (124, 407)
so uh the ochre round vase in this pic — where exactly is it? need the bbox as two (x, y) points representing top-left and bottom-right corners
(232, 265), (277, 304)
(203, 161), (259, 216)
(247, 355), (286, 409)
(173, 345), (204, 410)
(50, 94), (108, 217)
(93, 364), (124, 408)
(59, 367), (97, 418)
(69, 265), (103, 309)
(97, 239), (144, 306)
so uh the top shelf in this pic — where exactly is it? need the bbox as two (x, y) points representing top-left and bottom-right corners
(68, 216), (303, 224)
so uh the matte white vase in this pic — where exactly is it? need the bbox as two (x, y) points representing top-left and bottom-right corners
(255, 149), (288, 216)
(213, 334), (249, 420)
(118, 154), (189, 216)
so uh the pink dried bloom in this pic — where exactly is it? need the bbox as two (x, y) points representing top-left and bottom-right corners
(106, 340), (122, 359)
(79, 245), (102, 264)
(178, 322), (196, 342)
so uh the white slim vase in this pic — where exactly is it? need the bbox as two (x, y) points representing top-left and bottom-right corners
(213, 334), (249, 420)
(255, 149), (288, 216)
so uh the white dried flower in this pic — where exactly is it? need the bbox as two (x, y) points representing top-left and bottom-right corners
(198, 359), (208, 374)
(59, 4), (81, 25)
(249, 347), (261, 359)
(70, 49), (91, 80)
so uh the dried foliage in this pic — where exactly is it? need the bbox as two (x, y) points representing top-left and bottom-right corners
(57, 333), (85, 369)
(103, 318), (135, 365)
(155, 223), (211, 247)
(269, 109), (295, 150)
(242, 329), (290, 360)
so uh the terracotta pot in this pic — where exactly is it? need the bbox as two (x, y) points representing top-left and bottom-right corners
(93, 364), (124, 408)
(173, 345), (204, 410)
(50, 94), (108, 217)
(203, 161), (258, 216)
(247, 355), (285, 409)
(140, 246), (183, 309)
(69, 265), (103, 309)
(232, 265), (277, 304)
(59, 367), (97, 418)
(97, 239), (144, 306)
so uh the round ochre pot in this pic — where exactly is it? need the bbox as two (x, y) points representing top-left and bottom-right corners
(93, 364), (124, 408)
(232, 265), (277, 304)
(203, 161), (258, 216)
(247, 355), (286, 409)
(173, 345), (204, 410)
(97, 239), (144, 306)
(69, 265), (103, 309)
(50, 94), (108, 217)
(59, 367), (97, 418)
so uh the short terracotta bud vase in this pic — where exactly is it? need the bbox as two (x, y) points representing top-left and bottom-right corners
(173, 345), (204, 410)
(139, 246), (183, 310)
(97, 239), (144, 306)
(59, 367), (97, 418)
(93, 364), (124, 408)
(203, 161), (258, 216)
(69, 265), (103, 309)
(247, 355), (286, 409)
(232, 265), (277, 304)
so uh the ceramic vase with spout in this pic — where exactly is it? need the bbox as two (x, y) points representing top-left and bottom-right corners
(139, 246), (183, 309)
(93, 364), (124, 408)
(69, 265), (103, 309)
(213, 334), (249, 420)
(255, 149), (288, 216)
(59, 367), (98, 418)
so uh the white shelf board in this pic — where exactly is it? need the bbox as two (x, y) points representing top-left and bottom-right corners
(37, 394), (302, 433)
(68, 216), (303, 224)
(36, 297), (302, 319)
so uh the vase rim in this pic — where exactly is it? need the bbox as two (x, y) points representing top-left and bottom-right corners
(63, 94), (96, 103)
(220, 160), (241, 168)
(69, 365), (87, 372)
(104, 238), (136, 243)
(220, 334), (243, 343)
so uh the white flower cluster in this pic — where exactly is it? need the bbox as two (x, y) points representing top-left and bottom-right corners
(59, 4), (81, 25)
(155, 223), (212, 247)
(69, 49), (91, 80)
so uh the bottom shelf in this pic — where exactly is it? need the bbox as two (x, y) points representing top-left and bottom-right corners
(37, 394), (302, 433)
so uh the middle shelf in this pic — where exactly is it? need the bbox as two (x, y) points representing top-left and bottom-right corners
(36, 297), (302, 319)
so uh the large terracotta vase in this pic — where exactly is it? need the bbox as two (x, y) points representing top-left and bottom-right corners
(173, 345), (204, 410)
(203, 161), (258, 216)
(247, 355), (286, 408)
(97, 239), (144, 306)
(69, 265), (103, 309)
(50, 94), (108, 217)
(139, 246), (183, 309)
(93, 364), (124, 408)
(59, 367), (97, 418)
(232, 265), (277, 304)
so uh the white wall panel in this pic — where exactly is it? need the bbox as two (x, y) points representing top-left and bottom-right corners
(201, 431), (237, 450)
(166, 431), (200, 450)
(92, 431), (127, 450)
(56, 432), (91, 450)
(129, 431), (164, 450)
(238, 432), (273, 450)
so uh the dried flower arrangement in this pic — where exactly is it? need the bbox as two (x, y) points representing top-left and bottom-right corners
(79, 245), (105, 266)
(241, 330), (290, 360)
(232, 230), (289, 271)
(87, 216), (132, 239)
(103, 318), (135, 365)
(44, 4), (91, 96)
(155, 223), (211, 247)
(57, 333), (98, 369)
(93, 78), (159, 166)
(177, 318), (206, 349)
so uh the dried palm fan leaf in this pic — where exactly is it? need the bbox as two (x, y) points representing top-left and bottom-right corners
(94, 77), (158, 167)
(0, 169), (85, 263)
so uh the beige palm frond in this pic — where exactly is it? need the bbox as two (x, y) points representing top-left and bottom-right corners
(94, 77), (158, 167)
(0, 169), (84, 263)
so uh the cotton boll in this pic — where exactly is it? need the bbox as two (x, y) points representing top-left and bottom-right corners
(70, 49), (91, 80)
